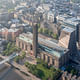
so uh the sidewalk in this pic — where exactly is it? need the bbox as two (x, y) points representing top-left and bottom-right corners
(10, 61), (41, 80)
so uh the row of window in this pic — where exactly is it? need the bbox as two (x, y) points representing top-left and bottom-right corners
(18, 41), (33, 50)
(42, 54), (54, 65)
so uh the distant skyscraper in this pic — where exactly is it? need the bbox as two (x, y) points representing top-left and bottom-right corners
(33, 24), (38, 58)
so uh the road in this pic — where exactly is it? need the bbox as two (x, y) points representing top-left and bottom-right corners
(0, 64), (31, 80)
(0, 54), (40, 80)
(0, 53), (18, 65)
(10, 61), (41, 80)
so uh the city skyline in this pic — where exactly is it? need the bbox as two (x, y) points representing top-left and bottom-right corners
(0, 0), (80, 80)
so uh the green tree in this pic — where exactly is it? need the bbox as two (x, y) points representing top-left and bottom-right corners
(43, 28), (48, 34)
(25, 60), (61, 80)
(37, 23), (40, 28)
(48, 30), (53, 36)
(38, 28), (43, 33)
(52, 34), (58, 39)
(71, 69), (78, 75)
(3, 42), (20, 56)
(14, 56), (21, 63)
(7, 42), (11, 49)
(21, 51), (26, 59)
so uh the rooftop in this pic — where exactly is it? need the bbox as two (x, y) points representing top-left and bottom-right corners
(8, 29), (19, 32)
(57, 14), (80, 27)
(63, 27), (75, 33)
(19, 33), (32, 44)
(0, 28), (8, 32)
(39, 44), (65, 58)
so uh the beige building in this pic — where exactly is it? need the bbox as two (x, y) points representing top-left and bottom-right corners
(59, 27), (77, 55)
(61, 71), (80, 80)
(16, 32), (70, 68)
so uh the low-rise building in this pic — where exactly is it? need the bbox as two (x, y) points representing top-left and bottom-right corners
(61, 71), (80, 80)
(0, 28), (22, 41)
(57, 14), (80, 29)
(0, 12), (14, 22)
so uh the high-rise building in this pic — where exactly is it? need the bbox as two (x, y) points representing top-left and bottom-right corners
(59, 27), (76, 54)
(76, 23), (80, 49)
(33, 24), (38, 58)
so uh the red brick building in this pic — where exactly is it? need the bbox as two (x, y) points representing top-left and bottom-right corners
(0, 28), (22, 41)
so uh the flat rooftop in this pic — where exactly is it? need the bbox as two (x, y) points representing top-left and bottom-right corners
(8, 29), (19, 32)
(63, 27), (75, 33)
(39, 44), (66, 58)
(18, 33), (68, 58)
(58, 15), (80, 27)
(0, 28), (8, 32)
(0, 28), (19, 33)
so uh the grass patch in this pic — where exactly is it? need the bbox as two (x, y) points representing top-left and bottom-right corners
(25, 59), (61, 80)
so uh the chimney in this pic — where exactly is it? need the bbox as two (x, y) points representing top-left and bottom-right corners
(33, 23), (38, 58)
(53, 10), (57, 23)
(54, 17), (57, 23)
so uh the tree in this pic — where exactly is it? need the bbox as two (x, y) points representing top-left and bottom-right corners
(21, 51), (26, 59)
(7, 42), (11, 49)
(71, 69), (78, 75)
(3, 42), (20, 56)
(43, 28), (48, 34)
(38, 28), (43, 33)
(37, 69), (44, 79)
(37, 23), (40, 28)
(48, 30), (53, 36)
(14, 56), (21, 63)
(25, 60), (61, 80)
(52, 34), (58, 39)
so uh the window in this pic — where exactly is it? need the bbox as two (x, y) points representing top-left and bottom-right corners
(19, 41), (20, 47)
(22, 43), (24, 49)
(26, 45), (27, 50)
(31, 45), (32, 50)
(52, 59), (54, 65)
(48, 56), (50, 63)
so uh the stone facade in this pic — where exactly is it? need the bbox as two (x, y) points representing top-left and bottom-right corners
(40, 51), (70, 68)
(59, 27), (77, 54)
(16, 33), (70, 68)
(16, 37), (33, 55)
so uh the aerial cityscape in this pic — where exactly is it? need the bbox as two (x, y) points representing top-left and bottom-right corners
(0, 0), (80, 80)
